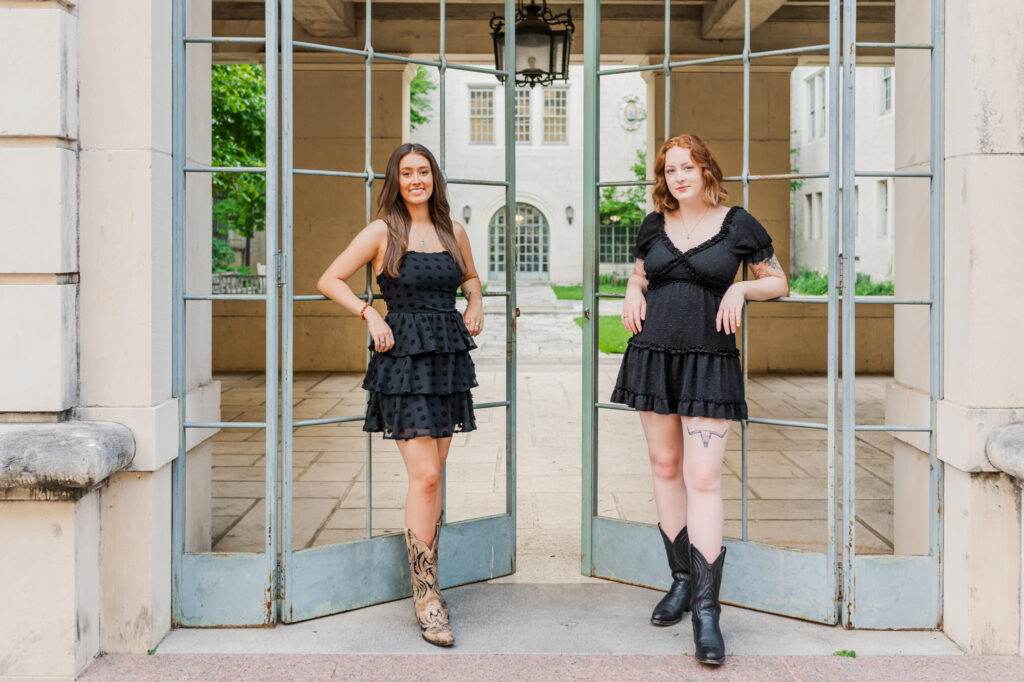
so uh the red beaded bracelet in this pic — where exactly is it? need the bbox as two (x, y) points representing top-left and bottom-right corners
(359, 302), (371, 320)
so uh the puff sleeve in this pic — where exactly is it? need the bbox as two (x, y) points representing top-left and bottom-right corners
(632, 212), (662, 261)
(733, 208), (775, 265)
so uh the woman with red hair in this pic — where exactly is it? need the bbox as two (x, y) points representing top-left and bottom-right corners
(611, 134), (788, 665)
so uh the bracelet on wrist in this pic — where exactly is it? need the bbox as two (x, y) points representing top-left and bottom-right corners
(359, 302), (371, 320)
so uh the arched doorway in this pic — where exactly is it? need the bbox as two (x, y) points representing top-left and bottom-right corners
(488, 202), (550, 280)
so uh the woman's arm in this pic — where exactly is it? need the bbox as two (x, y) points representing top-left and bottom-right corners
(716, 255), (789, 335)
(621, 258), (648, 334)
(317, 219), (395, 351)
(454, 222), (485, 336)
(743, 254), (789, 301)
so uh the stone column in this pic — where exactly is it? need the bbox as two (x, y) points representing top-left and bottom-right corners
(0, 2), (93, 678)
(891, 0), (1024, 653)
(74, 0), (219, 653)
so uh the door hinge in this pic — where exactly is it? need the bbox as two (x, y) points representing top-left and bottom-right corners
(837, 254), (844, 291)
(274, 560), (283, 601)
(275, 251), (284, 288)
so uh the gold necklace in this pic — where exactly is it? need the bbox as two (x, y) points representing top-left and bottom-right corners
(409, 226), (430, 247)
(679, 206), (710, 240)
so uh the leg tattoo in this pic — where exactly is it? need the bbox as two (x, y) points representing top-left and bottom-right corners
(686, 425), (728, 448)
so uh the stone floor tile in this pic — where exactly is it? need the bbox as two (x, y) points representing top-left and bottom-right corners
(212, 441), (268, 456)
(299, 462), (365, 483)
(211, 454), (263, 467)
(340, 482), (408, 508)
(291, 498), (342, 549)
(211, 481), (267, 498)
(326, 507), (406, 530)
(724, 450), (812, 478)
(212, 497), (259, 517)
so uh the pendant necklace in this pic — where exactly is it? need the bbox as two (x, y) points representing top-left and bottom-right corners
(680, 206), (710, 240)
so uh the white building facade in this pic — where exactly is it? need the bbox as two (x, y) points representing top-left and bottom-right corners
(790, 65), (896, 282)
(411, 63), (647, 284)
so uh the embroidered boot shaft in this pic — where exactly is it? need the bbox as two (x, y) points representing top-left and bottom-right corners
(404, 527), (454, 647)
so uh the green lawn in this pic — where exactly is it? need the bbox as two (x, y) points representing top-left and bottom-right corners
(789, 268), (894, 296)
(574, 315), (633, 354)
(552, 274), (630, 300)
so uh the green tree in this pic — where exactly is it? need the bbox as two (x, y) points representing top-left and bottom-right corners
(409, 66), (437, 131)
(599, 148), (647, 228)
(211, 64), (266, 272)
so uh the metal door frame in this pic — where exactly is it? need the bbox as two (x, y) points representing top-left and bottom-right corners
(581, 0), (944, 628)
(172, 0), (519, 627)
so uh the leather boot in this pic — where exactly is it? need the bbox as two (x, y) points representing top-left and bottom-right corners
(690, 545), (726, 665)
(404, 527), (454, 647)
(651, 525), (691, 625)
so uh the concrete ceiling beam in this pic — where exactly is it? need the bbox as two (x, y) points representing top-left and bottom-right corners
(701, 0), (787, 40)
(294, 0), (357, 38)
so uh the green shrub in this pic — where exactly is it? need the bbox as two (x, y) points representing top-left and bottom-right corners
(789, 268), (894, 296)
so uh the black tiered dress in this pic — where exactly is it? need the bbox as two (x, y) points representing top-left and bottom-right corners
(610, 206), (774, 421)
(362, 250), (477, 440)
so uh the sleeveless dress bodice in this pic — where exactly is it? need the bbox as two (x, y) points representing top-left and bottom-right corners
(362, 250), (477, 440)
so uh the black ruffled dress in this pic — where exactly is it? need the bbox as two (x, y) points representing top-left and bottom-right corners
(362, 250), (477, 440)
(610, 206), (775, 421)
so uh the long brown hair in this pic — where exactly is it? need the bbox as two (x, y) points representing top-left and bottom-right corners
(651, 134), (729, 212)
(378, 143), (466, 278)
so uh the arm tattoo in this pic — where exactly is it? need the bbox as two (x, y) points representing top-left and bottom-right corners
(686, 425), (729, 448)
(750, 254), (785, 280)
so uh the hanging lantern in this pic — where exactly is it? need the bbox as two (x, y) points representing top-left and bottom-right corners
(491, 1), (574, 88)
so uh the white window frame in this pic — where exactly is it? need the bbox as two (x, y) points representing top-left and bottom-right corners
(805, 70), (826, 142)
(515, 87), (532, 145)
(877, 180), (890, 237)
(854, 185), (860, 237)
(881, 67), (893, 115)
(805, 194), (814, 239)
(813, 191), (824, 240)
(468, 85), (496, 145)
(542, 86), (569, 145)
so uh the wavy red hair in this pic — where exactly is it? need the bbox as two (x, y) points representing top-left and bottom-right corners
(651, 134), (728, 212)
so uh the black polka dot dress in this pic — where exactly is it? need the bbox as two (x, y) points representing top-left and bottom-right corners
(610, 206), (775, 421)
(362, 250), (477, 440)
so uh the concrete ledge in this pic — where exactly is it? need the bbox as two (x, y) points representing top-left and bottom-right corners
(987, 422), (1024, 481)
(0, 421), (134, 491)
(940, 401), (1024, 474)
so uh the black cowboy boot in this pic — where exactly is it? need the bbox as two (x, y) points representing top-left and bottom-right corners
(651, 525), (691, 625)
(690, 545), (727, 665)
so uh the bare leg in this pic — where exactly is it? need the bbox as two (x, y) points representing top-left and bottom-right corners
(397, 436), (443, 544)
(681, 416), (729, 561)
(638, 411), (688, 538)
(433, 436), (453, 524)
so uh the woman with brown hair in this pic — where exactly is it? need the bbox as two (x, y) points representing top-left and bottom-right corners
(611, 134), (788, 664)
(317, 142), (484, 647)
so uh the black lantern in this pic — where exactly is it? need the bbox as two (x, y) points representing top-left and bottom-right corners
(491, 1), (574, 88)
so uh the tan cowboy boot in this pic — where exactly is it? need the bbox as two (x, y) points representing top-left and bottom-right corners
(404, 527), (454, 647)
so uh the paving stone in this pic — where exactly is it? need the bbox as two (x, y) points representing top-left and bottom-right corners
(299, 462), (365, 482)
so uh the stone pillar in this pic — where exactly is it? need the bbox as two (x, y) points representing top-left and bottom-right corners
(0, 0), (218, 674)
(890, 0), (1024, 653)
(74, 0), (219, 653)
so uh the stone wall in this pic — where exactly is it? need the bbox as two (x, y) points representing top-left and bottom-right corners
(0, 0), (218, 676)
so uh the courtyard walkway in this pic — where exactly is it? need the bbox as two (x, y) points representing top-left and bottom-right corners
(82, 284), (991, 680)
(207, 283), (896, 570)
